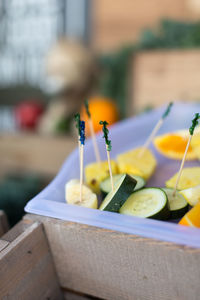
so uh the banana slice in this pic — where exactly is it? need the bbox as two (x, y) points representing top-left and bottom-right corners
(65, 179), (98, 209)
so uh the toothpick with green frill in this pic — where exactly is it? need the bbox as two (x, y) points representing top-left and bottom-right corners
(173, 113), (200, 196)
(84, 100), (101, 163)
(99, 121), (114, 192)
(139, 102), (173, 157)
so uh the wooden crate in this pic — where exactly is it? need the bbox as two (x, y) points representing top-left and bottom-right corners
(0, 218), (63, 300)
(25, 214), (200, 300)
(0, 133), (76, 177)
(131, 49), (200, 113)
(91, 0), (200, 52)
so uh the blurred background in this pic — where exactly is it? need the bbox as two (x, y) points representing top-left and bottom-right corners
(1, 0), (200, 226)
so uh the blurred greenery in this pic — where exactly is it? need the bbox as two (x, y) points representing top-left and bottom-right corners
(98, 19), (200, 118)
(0, 173), (46, 226)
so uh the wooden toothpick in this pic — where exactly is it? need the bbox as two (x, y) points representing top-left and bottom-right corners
(139, 102), (173, 158)
(99, 121), (114, 193)
(79, 120), (85, 202)
(74, 113), (81, 158)
(85, 100), (101, 163)
(173, 113), (200, 196)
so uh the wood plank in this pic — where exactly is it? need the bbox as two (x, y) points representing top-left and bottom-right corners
(92, 0), (200, 52)
(0, 240), (9, 252)
(0, 210), (9, 237)
(2, 218), (33, 243)
(0, 219), (63, 300)
(26, 214), (200, 300)
(63, 289), (92, 300)
(0, 134), (76, 177)
(131, 49), (200, 113)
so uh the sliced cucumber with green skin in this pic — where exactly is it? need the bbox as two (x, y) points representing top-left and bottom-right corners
(100, 174), (146, 198)
(162, 188), (188, 219)
(119, 188), (170, 220)
(99, 174), (137, 212)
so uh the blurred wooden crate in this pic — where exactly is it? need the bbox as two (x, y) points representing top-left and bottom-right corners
(131, 49), (200, 113)
(91, 0), (200, 52)
(0, 134), (76, 177)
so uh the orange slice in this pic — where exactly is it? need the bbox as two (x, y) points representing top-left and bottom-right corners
(179, 202), (200, 228)
(154, 130), (197, 160)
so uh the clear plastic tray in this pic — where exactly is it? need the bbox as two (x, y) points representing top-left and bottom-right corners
(25, 102), (200, 248)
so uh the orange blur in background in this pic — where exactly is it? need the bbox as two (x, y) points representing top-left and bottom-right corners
(81, 97), (119, 136)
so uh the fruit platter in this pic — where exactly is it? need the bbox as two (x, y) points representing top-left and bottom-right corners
(25, 102), (200, 248)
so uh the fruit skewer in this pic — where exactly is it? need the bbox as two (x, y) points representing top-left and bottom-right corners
(85, 100), (101, 163)
(74, 113), (81, 158)
(173, 113), (200, 197)
(139, 102), (173, 158)
(74, 114), (86, 202)
(79, 120), (85, 202)
(99, 121), (114, 193)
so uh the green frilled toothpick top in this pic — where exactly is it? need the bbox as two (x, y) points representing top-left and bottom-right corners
(99, 121), (112, 151)
(84, 100), (91, 118)
(162, 102), (173, 119)
(74, 113), (81, 137)
(189, 113), (200, 135)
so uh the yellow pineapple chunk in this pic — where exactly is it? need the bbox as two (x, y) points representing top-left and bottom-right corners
(85, 160), (118, 193)
(116, 147), (156, 180)
(166, 167), (200, 190)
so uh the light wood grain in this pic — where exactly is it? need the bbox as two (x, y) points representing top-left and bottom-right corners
(0, 239), (9, 252)
(91, 0), (200, 51)
(0, 219), (63, 300)
(131, 49), (200, 113)
(26, 214), (200, 300)
(0, 210), (9, 237)
(0, 133), (76, 177)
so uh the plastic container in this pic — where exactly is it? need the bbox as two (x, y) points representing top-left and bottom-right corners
(25, 102), (200, 248)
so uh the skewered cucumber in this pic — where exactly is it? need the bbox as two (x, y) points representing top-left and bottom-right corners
(120, 188), (170, 220)
(100, 174), (145, 198)
(99, 174), (137, 212)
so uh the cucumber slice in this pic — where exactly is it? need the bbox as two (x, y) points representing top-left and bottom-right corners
(119, 188), (170, 220)
(100, 174), (145, 198)
(162, 188), (188, 219)
(99, 174), (137, 212)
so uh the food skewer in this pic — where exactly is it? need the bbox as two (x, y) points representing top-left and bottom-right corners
(85, 100), (101, 163)
(139, 102), (173, 158)
(74, 113), (81, 158)
(79, 120), (85, 202)
(173, 113), (200, 197)
(99, 121), (114, 193)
